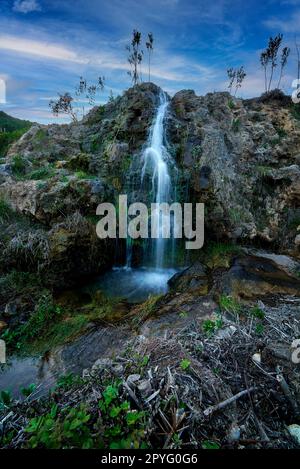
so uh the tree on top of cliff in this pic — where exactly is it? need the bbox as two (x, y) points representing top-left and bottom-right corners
(126, 30), (143, 85)
(49, 76), (105, 122)
(227, 66), (246, 96)
(260, 34), (289, 93)
(146, 33), (154, 82)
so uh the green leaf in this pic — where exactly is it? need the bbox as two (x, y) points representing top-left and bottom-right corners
(180, 359), (191, 370)
(202, 440), (220, 449)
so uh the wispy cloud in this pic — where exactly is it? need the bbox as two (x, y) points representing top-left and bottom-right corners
(13, 0), (41, 14)
(0, 34), (88, 63)
(264, 10), (300, 33)
(0, 31), (218, 86)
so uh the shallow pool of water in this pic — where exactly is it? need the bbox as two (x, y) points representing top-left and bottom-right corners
(0, 267), (177, 397)
(85, 267), (177, 303)
(0, 354), (62, 399)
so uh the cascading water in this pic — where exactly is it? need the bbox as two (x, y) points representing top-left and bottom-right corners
(96, 89), (178, 302)
(141, 91), (172, 269)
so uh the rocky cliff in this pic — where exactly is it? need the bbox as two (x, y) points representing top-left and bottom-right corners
(0, 83), (299, 290)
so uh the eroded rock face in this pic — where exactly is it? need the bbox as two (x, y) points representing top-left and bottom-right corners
(167, 91), (300, 255)
(0, 212), (113, 288)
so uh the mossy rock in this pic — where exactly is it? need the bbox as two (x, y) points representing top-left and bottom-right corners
(65, 153), (90, 172)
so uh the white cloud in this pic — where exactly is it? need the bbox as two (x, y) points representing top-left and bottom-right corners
(0, 33), (218, 85)
(0, 34), (88, 63)
(13, 0), (41, 14)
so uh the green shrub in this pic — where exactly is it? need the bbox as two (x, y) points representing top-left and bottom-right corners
(288, 216), (300, 231)
(27, 166), (54, 180)
(55, 373), (84, 391)
(255, 323), (264, 335)
(20, 384), (36, 398)
(25, 404), (93, 449)
(290, 103), (300, 120)
(250, 306), (265, 320)
(180, 359), (191, 370)
(98, 383), (147, 449)
(22, 293), (62, 341)
(0, 271), (42, 299)
(0, 196), (13, 223)
(74, 170), (97, 180)
(256, 165), (272, 177)
(202, 317), (223, 335)
(206, 242), (240, 257)
(0, 390), (12, 408)
(0, 128), (29, 157)
(205, 242), (240, 269)
(11, 154), (26, 177)
(219, 295), (240, 314)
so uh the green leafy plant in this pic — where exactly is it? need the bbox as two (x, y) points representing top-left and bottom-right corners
(276, 127), (287, 139)
(0, 127), (30, 157)
(55, 373), (83, 391)
(250, 306), (265, 320)
(74, 170), (97, 180)
(179, 311), (187, 318)
(0, 390), (12, 407)
(98, 383), (147, 449)
(219, 295), (240, 314)
(25, 404), (93, 449)
(180, 359), (191, 370)
(202, 316), (223, 335)
(22, 293), (62, 341)
(255, 323), (264, 335)
(256, 165), (273, 177)
(291, 103), (300, 120)
(0, 196), (13, 223)
(202, 440), (220, 449)
(20, 383), (36, 398)
(205, 242), (241, 269)
(27, 166), (55, 181)
(11, 154), (27, 177)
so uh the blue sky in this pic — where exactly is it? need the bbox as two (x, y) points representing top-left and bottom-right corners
(0, 0), (299, 123)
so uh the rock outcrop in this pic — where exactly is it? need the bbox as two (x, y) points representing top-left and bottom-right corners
(167, 90), (300, 257)
(0, 83), (300, 292)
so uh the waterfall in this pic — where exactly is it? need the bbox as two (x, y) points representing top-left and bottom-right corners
(140, 91), (173, 269)
(98, 89), (179, 302)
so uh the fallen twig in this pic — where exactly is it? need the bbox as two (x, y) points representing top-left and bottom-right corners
(203, 387), (257, 417)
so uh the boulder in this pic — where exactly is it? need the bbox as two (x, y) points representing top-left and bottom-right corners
(168, 261), (209, 295)
(221, 255), (300, 299)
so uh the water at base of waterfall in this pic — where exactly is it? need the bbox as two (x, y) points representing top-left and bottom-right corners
(100, 91), (179, 301)
(89, 267), (177, 303)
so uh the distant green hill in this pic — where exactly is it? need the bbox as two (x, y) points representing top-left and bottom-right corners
(0, 111), (32, 157)
(0, 110), (32, 133)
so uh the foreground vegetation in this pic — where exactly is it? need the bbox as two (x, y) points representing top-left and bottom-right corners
(1, 295), (299, 449)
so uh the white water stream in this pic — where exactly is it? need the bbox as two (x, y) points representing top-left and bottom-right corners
(141, 91), (172, 268)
